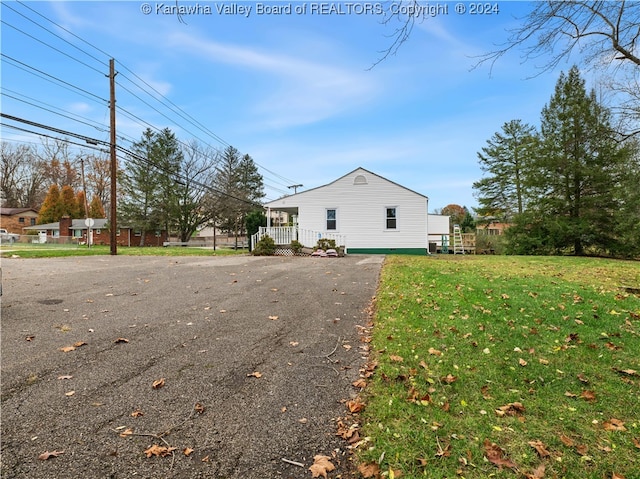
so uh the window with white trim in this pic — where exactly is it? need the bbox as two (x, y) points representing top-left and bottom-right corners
(385, 207), (397, 230)
(326, 208), (337, 231)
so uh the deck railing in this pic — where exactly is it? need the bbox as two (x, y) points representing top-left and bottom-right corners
(251, 226), (347, 252)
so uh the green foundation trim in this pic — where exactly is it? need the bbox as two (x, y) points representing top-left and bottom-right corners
(346, 248), (428, 255)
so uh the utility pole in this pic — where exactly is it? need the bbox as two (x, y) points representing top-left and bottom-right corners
(79, 158), (89, 218)
(288, 184), (303, 194)
(109, 58), (118, 255)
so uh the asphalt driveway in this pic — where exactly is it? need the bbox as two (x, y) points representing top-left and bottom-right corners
(0, 254), (383, 478)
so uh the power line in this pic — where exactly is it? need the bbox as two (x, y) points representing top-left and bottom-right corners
(1, 114), (263, 208)
(2, 3), (302, 194)
(1, 53), (108, 103)
(0, 19), (105, 75)
(1, 89), (109, 133)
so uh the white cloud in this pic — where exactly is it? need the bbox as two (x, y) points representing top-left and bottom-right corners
(165, 31), (382, 129)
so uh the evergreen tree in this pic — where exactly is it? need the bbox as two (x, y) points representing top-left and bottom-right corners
(89, 195), (106, 218)
(60, 185), (78, 218)
(473, 119), (537, 222)
(38, 184), (62, 224)
(119, 128), (174, 245)
(236, 154), (265, 235)
(208, 147), (265, 240)
(507, 66), (629, 255)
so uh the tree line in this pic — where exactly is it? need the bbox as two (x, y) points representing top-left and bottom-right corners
(473, 66), (640, 258)
(1, 128), (266, 244)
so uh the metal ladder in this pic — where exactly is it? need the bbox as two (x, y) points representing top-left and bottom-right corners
(453, 224), (465, 255)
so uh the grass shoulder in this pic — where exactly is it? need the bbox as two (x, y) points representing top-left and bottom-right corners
(355, 255), (640, 479)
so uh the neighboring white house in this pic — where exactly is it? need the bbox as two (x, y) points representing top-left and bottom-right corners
(261, 167), (449, 255)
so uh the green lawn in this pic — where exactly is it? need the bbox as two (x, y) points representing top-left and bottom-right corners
(356, 255), (640, 479)
(0, 244), (247, 258)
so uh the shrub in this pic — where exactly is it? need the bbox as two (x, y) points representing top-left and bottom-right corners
(315, 238), (336, 251)
(252, 235), (276, 256)
(290, 239), (303, 254)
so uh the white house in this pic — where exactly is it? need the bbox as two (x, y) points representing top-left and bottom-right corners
(258, 167), (449, 255)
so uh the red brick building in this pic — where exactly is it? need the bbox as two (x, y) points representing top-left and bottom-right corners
(24, 216), (168, 246)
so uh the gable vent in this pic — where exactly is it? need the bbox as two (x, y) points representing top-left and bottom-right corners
(353, 175), (367, 185)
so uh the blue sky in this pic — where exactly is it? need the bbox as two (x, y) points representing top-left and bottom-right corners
(2, 1), (577, 211)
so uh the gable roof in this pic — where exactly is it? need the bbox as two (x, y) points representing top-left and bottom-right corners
(0, 207), (39, 216)
(264, 167), (428, 207)
(23, 218), (109, 230)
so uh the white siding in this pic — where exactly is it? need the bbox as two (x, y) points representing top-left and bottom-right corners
(266, 168), (429, 250)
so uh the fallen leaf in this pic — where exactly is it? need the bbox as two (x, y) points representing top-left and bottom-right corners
(268, 315), (279, 320)
(144, 444), (177, 458)
(73, 341), (87, 348)
(603, 418), (626, 431)
(528, 440), (551, 458)
(519, 358), (528, 367)
(183, 448), (194, 456)
(483, 439), (517, 470)
(575, 444), (589, 456)
(352, 378), (367, 389)
(119, 428), (134, 438)
(389, 355), (404, 362)
(428, 347), (442, 356)
(495, 402), (525, 417)
(559, 434), (574, 447)
(441, 374), (457, 384)
(612, 474), (626, 479)
(25, 335), (35, 341)
(131, 409), (144, 417)
(247, 371), (262, 378)
(633, 437), (640, 449)
(194, 403), (205, 414)
(581, 390), (597, 402)
(346, 399), (365, 413)
(59, 346), (76, 353)
(201, 455), (210, 462)
(65, 390), (75, 397)
(358, 462), (380, 478)
(38, 450), (64, 460)
(309, 454), (335, 478)
(57, 375), (73, 380)
(289, 341), (299, 347)
(524, 463), (546, 479)
(152, 378), (165, 389)
(114, 338), (129, 344)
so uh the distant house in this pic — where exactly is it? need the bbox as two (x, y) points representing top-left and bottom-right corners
(258, 167), (449, 254)
(23, 216), (168, 246)
(0, 207), (39, 234)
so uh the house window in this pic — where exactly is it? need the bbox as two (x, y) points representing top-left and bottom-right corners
(116, 228), (121, 236)
(95, 229), (101, 234)
(326, 209), (337, 231)
(30, 218), (36, 226)
(385, 207), (397, 230)
(134, 229), (142, 236)
(155, 230), (161, 237)
(19, 217), (25, 223)
(73, 229), (83, 238)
